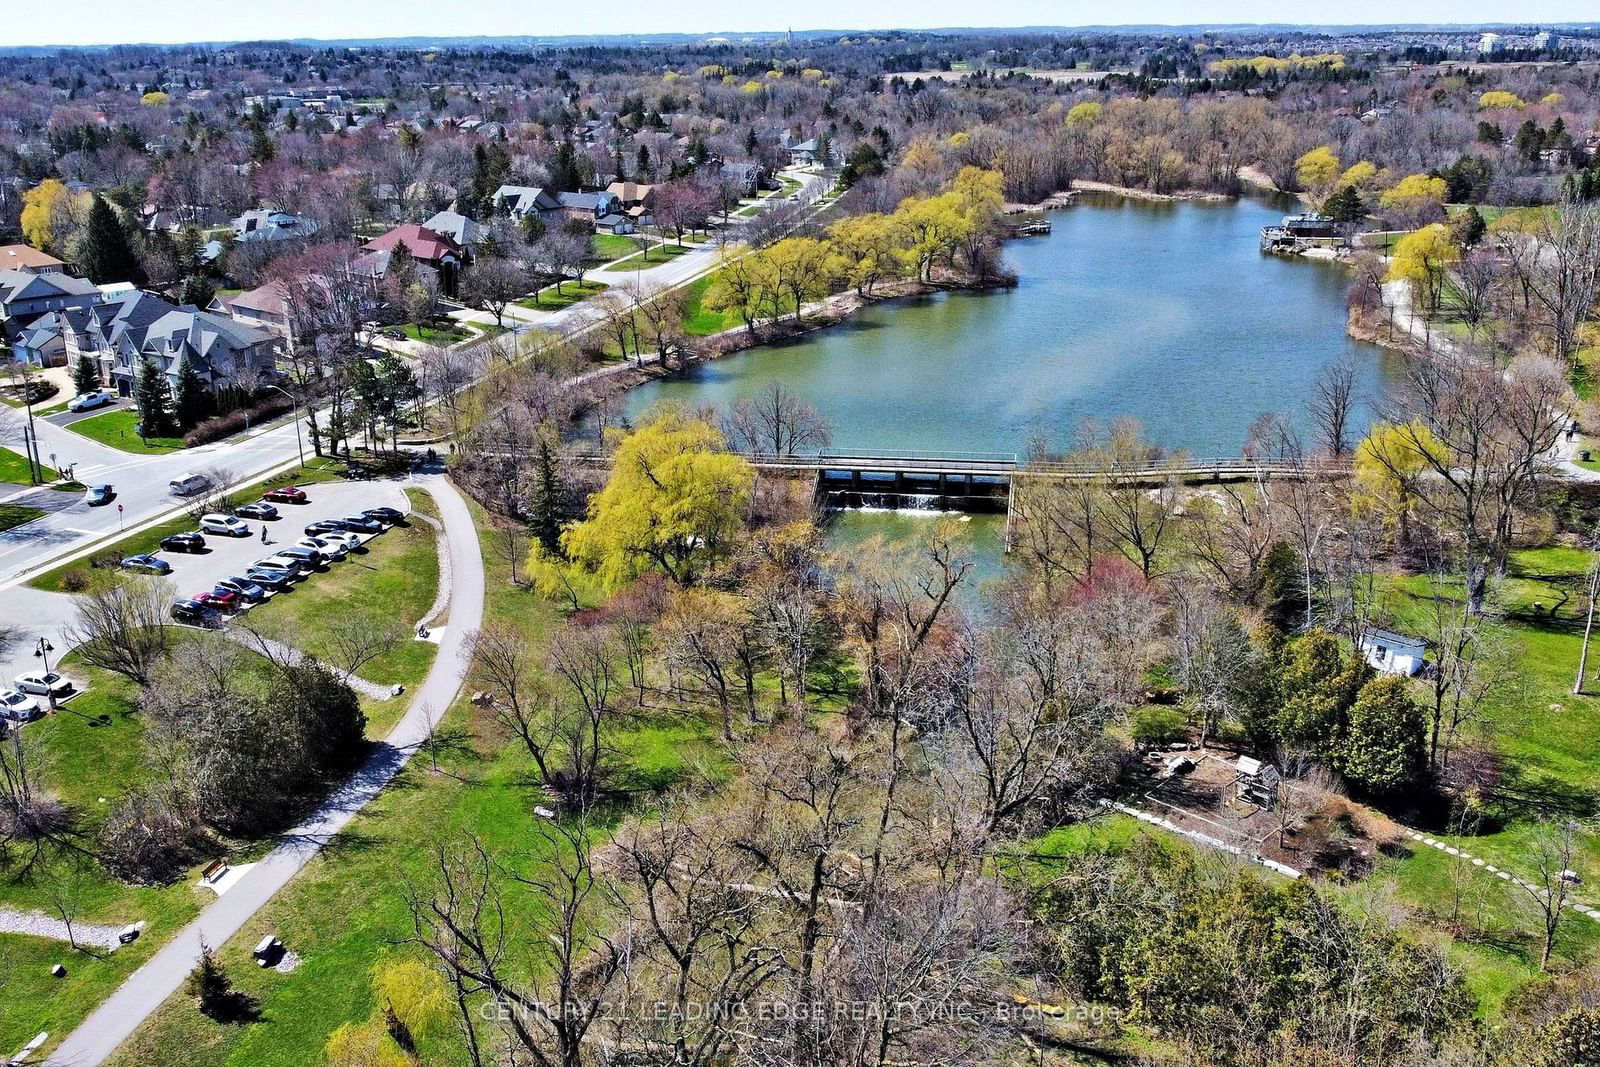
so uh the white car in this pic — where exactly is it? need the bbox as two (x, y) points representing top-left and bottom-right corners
(200, 513), (251, 537)
(319, 530), (363, 553)
(259, 553), (312, 575)
(296, 536), (348, 562)
(0, 688), (41, 722)
(67, 390), (114, 413)
(13, 671), (72, 698)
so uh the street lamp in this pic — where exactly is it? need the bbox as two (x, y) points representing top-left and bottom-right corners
(266, 384), (305, 469)
(34, 638), (53, 673)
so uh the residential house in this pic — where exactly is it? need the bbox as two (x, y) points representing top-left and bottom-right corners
(716, 160), (768, 197)
(214, 281), (291, 338)
(555, 191), (631, 232)
(362, 224), (463, 293)
(0, 245), (65, 275)
(786, 137), (819, 167)
(491, 184), (561, 222)
(606, 181), (656, 214)
(232, 209), (321, 244)
(1358, 628), (1427, 677)
(422, 209), (489, 250)
(0, 270), (102, 331)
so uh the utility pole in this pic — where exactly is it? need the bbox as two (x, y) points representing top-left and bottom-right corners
(1577, 550), (1600, 695)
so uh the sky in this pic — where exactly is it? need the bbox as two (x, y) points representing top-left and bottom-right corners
(2, 1), (1596, 49)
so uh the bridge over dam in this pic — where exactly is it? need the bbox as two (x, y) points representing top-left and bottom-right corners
(567, 448), (1349, 519)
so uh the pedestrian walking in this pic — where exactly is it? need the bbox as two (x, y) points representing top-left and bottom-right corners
(260, 525), (268, 545)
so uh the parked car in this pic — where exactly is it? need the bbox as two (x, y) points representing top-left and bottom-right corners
(235, 501), (279, 520)
(263, 485), (307, 504)
(120, 554), (171, 575)
(168, 473), (211, 497)
(244, 566), (295, 590)
(67, 390), (114, 413)
(319, 530), (364, 553)
(361, 507), (405, 525)
(160, 531), (206, 553)
(0, 688), (42, 722)
(383, 329), (407, 341)
(84, 483), (115, 506)
(296, 536), (347, 562)
(170, 599), (217, 624)
(258, 553), (312, 575)
(194, 589), (240, 612)
(199, 513), (250, 537)
(276, 545), (326, 569)
(304, 519), (346, 536)
(335, 515), (384, 534)
(215, 576), (266, 602)
(12, 671), (71, 698)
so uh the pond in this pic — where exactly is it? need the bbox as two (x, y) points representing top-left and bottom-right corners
(627, 193), (1393, 458)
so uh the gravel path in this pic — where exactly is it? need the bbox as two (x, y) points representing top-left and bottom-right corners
(220, 630), (396, 701)
(0, 909), (124, 950)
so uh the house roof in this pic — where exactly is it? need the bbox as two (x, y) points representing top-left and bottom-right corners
(1360, 628), (1427, 653)
(605, 181), (655, 202)
(361, 224), (462, 263)
(0, 245), (64, 271)
(492, 184), (559, 214)
(422, 210), (487, 247)
(0, 269), (100, 307)
(223, 281), (290, 317)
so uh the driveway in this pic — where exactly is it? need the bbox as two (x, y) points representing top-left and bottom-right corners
(45, 474), (485, 1066)
(0, 480), (410, 689)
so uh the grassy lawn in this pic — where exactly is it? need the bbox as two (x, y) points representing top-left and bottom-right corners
(515, 279), (608, 312)
(590, 233), (639, 263)
(0, 445), (60, 485)
(399, 320), (473, 345)
(241, 507), (440, 736)
(68, 409), (185, 455)
(601, 241), (692, 273)
(107, 496), (724, 1066)
(29, 458), (349, 593)
(0, 503), (46, 531)
(682, 270), (742, 336)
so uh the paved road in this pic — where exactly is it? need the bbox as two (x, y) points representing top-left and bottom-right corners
(45, 474), (485, 1067)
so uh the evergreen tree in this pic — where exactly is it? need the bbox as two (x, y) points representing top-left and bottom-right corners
(186, 944), (236, 1020)
(180, 273), (215, 310)
(79, 194), (145, 285)
(173, 355), (211, 430)
(550, 141), (581, 192)
(1340, 675), (1427, 796)
(1324, 185), (1365, 224)
(636, 144), (651, 180)
(72, 353), (100, 395)
(134, 357), (175, 438)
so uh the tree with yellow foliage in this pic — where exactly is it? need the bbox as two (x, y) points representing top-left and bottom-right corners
(1065, 101), (1102, 127)
(1337, 160), (1379, 192)
(325, 1020), (409, 1067)
(140, 91), (170, 107)
(1387, 224), (1458, 313)
(1295, 146), (1342, 203)
(324, 957), (451, 1066)
(763, 236), (836, 321)
(1353, 420), (1445, 548)
(892, 192), (969, 283)
(545, 408), (754, 590)
(1378, 174), (1449, 225)
(827, 213), (903, 296)
(20, 179), (68, 253)
(1477, 90), (1524, 111)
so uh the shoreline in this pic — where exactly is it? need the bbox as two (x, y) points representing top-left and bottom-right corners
(1069, 179), (1231, 203)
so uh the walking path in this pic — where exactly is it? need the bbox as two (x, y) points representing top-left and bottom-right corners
(46, 475), (485, 1067)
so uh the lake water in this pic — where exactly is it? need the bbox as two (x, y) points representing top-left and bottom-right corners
(627, 193), (1392, 457)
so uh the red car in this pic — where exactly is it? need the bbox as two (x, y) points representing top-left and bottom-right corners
(263, 486), (307, 504)
(194, 589), (240, 612)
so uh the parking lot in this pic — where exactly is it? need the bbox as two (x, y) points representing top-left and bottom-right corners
(0, 480), (415, 696)
(150, 480), (413, 615)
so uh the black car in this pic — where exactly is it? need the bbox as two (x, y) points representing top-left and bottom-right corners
(244, 566), (295, 590)
(159, 531), (206, 553)
(170, 599), (217, 624)
(120, 553), (171, 575)
(304, 519), (346, 536)
(361, 507), (405, 526)
(336, 515), (384, 534)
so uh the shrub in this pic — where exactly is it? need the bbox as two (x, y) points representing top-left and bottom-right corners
(59, 568), (90, 592)
(182, 392), (295, 447)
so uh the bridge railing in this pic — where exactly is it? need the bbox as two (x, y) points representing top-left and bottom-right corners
(565, 448), (1349, 478)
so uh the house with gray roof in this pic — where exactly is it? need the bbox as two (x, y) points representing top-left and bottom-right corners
(490, 184), (560, 222)
(422, 209), (488, 249)
(0, 270), (102, 328)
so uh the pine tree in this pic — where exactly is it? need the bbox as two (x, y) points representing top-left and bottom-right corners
(186, 944), (236, 1020)
(636, 144), (651, 179)
(173, 355), (211, 430)
(180, 273), (216, 309)
(79, 194), (145, 285)
(134, 357), (175, 438)
(72, 353), (100, 395)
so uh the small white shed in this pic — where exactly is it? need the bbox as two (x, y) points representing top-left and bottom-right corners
(1235, 756), (1280, 811)
(1358, 628), (1426, 677)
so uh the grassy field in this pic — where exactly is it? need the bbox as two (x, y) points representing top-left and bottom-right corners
(399, 319), (473, 344)
(241, 507), (440, 736)
(516, 278), (608, 312)
(601, 241), (692, 273)
(681, 270), (742, 336)
(590, 233), (640, 262)
(107, 497), (724, 1066)
(29, 458), (348, 593)
(0, 445), (60, 485)
(68, 410), (185, 455)
(0, 503), (46, 531)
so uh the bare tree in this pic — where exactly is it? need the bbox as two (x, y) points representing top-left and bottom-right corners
(1511, 198), (1600, 366)
(64, 577), (173, 685)
(1517, 818), (1581, 972)
(720, 383), (833, 457)
(1306, 353), (1358, 457)
(323, 616), (405, 682)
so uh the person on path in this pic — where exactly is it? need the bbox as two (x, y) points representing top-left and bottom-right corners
(261, 525), (268, 545)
